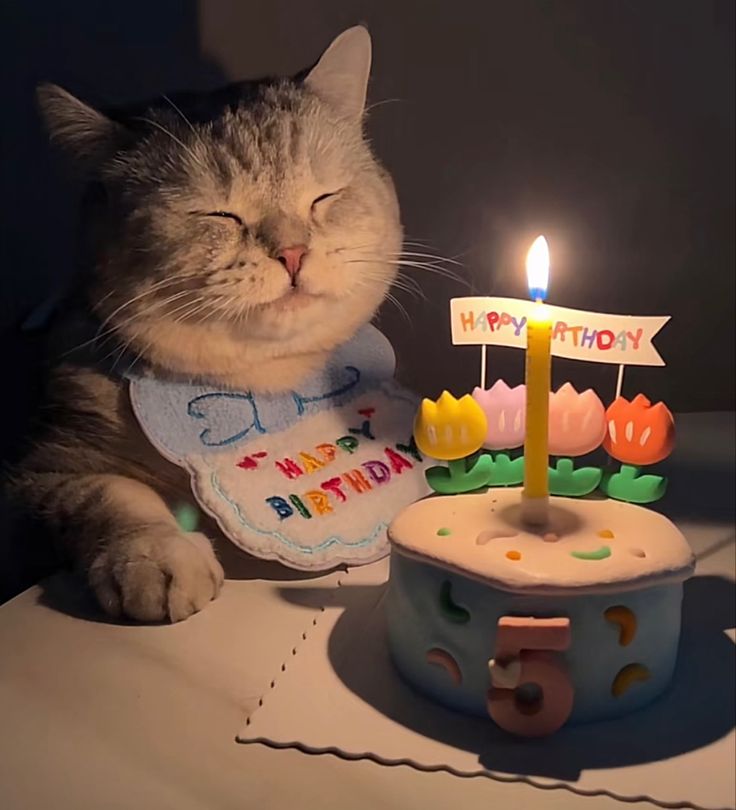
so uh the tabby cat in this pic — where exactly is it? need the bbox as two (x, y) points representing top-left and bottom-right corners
(14, 27), (402, 622)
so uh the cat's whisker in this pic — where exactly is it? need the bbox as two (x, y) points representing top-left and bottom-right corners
(357, 266), (426, 300)
(389, 281), (421, 299)
(233, 295), (257, 323)
(93, 274), (193, 336)
(339, 248), (465, 279)
(62, 286), (193, 357)
(166, 296), (208, 326)
(170, 304), (202, 327)
(347, 270), (421, 308)
(187, 293), (248, 325)
(402, 238), (433, 247)
(102, 288), (194, 336)
(393, 272), (426, 300)
(136, 116), (206, 170)
(192, 299), (228, 325)
(335, 245), (453, 264)
(94, 280), (173, 333)
(364, 97), (404, 113)
(92, 288), (118, 310)
(180, 296), (228, 326)
(161, 94), (205, 150)
(406, 265), (469, 285)
(98, 287), (204, 348)
(383, 292), (412, 325)
(98, 329), (138, 369)
(112, 338), (139, 372)
(122, 336), (156, 376)
(391, 251), (465, 267)
(344, 257), (469, 287)
(333, 241), (464, 268)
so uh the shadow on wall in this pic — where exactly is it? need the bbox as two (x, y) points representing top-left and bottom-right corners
(0, 1), (228, 602)
(0, 1), (227, 331)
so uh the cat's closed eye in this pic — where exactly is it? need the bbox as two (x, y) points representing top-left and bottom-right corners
(311, 190), (342, 212)
(205, 211), (244, 226)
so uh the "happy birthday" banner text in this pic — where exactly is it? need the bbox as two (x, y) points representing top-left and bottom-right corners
(450, 297), (669, 366)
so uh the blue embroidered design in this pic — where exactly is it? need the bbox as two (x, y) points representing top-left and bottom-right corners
(208, 466), (385, 555)
(291, 365), (361, 416)
(187, 392), (266, 447)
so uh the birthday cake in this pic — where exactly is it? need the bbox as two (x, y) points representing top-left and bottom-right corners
(385, 382), (693, 736)
(384, 236), (694, 737)
(387, 488), (694, 736)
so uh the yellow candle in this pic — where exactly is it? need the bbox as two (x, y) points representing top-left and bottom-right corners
(522, 236), (551, 525)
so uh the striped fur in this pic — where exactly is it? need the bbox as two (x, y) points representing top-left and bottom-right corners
(13, 28), (400, 622)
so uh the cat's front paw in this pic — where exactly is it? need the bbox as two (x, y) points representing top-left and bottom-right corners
(88, 527), (225, 623)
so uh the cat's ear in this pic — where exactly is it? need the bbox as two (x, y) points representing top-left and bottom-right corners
(304, 26), (371, 120)
(36, 83), (125, 167)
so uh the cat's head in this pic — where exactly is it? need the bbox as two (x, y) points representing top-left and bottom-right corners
(39, 27), (401, 386)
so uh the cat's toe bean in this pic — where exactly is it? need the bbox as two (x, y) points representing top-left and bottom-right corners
(165, 534), (223, 622)
(185, 531), (226, 590)
(88, 563), (123, 618)
(118, 561), (169, 622)
(89, 528), (223, 623)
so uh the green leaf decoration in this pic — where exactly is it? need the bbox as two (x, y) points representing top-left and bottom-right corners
(548, 458), (602, 497)
(425, 455), (495, 494)
(601, 464), (668, 504)
(485, 452), (525, 487)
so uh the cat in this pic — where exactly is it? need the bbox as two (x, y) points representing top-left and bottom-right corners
(12, 26), (402, 622)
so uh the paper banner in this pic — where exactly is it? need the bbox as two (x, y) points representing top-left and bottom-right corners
(450, 297), (670, 366)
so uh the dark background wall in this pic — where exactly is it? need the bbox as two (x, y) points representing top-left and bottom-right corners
(0, 1), (733, 595)
(199, 0), (735, 411)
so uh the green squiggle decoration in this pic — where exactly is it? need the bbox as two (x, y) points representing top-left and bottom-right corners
(439, 581), (470, 624)
(571, 545), (612, 560)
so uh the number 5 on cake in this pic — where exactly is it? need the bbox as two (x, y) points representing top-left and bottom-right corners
(487, 616), (573, 737)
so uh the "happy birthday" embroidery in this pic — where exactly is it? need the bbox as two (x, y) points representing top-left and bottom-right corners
(235, 407), (420, 521)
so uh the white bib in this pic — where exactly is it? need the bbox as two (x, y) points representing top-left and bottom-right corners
(128, 326), (430, 571)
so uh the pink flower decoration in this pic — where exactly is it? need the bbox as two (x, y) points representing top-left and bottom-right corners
(548, 383), (607, 457)
(472, 380), (526, 450)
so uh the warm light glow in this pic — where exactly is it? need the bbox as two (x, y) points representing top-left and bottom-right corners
(526, 235), (550, 302)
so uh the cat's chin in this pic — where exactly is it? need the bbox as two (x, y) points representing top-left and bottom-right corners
(265, 288), (324, 312)
(241, 291), (333, 340)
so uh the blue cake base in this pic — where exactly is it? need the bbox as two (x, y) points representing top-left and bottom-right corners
(387, 551), (684, 725)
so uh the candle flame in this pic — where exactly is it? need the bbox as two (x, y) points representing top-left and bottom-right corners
(526, 235), (550, 302)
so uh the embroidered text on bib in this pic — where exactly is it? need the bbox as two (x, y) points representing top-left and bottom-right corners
(129, 327), (430, 570)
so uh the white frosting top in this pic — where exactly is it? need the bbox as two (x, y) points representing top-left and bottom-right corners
(388, 489), (695, 595)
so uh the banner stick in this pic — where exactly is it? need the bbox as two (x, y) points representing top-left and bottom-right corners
(615, 363), (625, 400)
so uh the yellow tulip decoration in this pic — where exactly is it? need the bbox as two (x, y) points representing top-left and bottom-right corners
(414, 391), (495, 494)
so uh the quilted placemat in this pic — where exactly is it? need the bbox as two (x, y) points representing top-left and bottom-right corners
(238, 549), (735, 810)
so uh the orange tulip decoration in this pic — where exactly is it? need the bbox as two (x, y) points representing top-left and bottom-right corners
(601, 394), (675, 503)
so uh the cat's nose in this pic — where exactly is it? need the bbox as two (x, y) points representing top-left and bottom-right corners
(276, 245), (308, 281)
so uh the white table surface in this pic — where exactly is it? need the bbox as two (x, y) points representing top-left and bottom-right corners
(1, 413), (733, 810)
